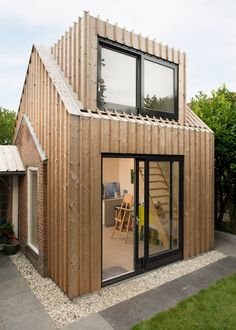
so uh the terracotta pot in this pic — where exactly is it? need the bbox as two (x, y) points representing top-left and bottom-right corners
(2, 242), (19, 255)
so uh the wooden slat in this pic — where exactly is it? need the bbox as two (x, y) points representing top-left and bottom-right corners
(200, 130), (206, 253)
(67, 115), (80, 298)
(205, 132), (210, 251)
(194, 129), (201, 255)
(151, 122), (159, 154)
(65, 31), (68, 79)
(136, 122), (144, 154)
(90, 117), (101, 291)
(183, 128), (190, 258)
(189, 128), (195, 257)
(209, 133), (215, 249)
(80, 117), (91, 295)
(69, 27), (72, 85)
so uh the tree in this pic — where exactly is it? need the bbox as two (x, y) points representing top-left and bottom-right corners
(0, 107), (16, 144)
(144, 95), (174, 113)
(191, 85), (236, 230)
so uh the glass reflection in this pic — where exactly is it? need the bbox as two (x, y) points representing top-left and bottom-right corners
(100, 47), (136, 111)
(144, 60), (174, 113)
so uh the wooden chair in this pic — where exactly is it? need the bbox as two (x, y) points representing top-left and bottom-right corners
(111, 193), (133, 243)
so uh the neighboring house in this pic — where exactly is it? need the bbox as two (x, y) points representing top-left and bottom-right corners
(10, 12), (214, 299)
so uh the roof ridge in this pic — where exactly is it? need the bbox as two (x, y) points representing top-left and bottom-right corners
(14, 114), (47, 162)
(186, 106), (213, 132)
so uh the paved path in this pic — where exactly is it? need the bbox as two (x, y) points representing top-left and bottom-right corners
(62, 256), (236, 330)
(0, 252), (56, 330)
(1, 236), (236, 330)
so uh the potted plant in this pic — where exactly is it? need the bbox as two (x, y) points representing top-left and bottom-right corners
(0, 223), (19, 255)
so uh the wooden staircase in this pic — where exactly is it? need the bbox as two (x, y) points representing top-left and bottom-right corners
(139, 162), (178, 249)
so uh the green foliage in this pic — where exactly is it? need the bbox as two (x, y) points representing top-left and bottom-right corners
(0, 107), (16, 144)
(144, 95), (174, 113)
(0, 222), (16, 244)
(132, 273), (236, 330)
(191, 85), (236, 227)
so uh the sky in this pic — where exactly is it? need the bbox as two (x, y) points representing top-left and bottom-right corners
(0, 0), (236, 112)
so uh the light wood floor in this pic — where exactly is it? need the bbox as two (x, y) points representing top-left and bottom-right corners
(102, 226), (135, 279)
(102, 226), (170, 281)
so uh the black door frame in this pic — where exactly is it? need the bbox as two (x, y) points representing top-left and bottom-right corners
(101, 153), (184, 287)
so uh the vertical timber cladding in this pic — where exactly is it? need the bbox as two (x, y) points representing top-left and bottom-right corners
(49, 12), (213, 298)
(14, 47), (70, 294)
(67, 114), (214, 298)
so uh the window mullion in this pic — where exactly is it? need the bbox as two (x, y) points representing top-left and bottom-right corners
(140, 54), (144, 116)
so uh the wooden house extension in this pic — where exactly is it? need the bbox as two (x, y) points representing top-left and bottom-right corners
(14, 12), (214, 299)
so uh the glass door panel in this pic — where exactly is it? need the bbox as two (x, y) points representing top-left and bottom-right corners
(135, 158), (182, 270)
(137, 161), (145, 259)
(134, 157), (182, 276)
(172, 162), (179, 249)
(148, 161), (170, 256)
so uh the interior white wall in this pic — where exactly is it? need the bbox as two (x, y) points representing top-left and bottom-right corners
(103, 157), (134, 197)
(103, 158), (119, 183)
(118, 158), (134, 195)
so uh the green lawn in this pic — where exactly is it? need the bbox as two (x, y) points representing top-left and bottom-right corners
(132, 273), (236, 330)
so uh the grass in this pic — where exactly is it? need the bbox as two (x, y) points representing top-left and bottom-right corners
(131, 273), (236, 330)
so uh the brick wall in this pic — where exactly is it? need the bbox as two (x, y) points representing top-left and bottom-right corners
(15, 120), (47, 276)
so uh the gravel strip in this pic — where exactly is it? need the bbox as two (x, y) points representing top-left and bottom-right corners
(10, 251), (225, 328)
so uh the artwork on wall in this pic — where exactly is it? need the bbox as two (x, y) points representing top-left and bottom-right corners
(104, 182), (120, 198)
(131, 169), (134, 184)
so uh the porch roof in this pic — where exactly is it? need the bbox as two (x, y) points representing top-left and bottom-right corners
(0, 145), (25, 174)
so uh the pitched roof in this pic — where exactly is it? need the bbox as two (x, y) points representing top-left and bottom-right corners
(35, 44), (82, 116)
(14, 114), (47, 162)
(0, 145), (25, 174)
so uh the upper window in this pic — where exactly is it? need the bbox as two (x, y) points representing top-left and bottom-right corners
(144, 60), (175, 114)
(98, 40), (178, 120)
(99, 47), (136, 111)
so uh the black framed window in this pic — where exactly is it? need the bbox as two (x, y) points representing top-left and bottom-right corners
(144, 59), (175, 114)
(98, 46), (137, 112)
(98, 39), (178, 120)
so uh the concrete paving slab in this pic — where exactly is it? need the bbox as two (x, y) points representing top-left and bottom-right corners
(215, 238), (236, 257)
(62, 314), (114, 330)
(215, 256), (236, 270)
(176, 266), (225, 290)
(100, 299), (147, 330)
(0, 321), (5, 330)
(0, 276), (31, 301)
(156, 280), (199, 302)
(3, 308), (56, 330)
(169, 257), (236, 292)
(0, 291), (43, 321)
(131, 287), (177, 319)
(0, 254), (13, 270)
(0, 265), (20, 282)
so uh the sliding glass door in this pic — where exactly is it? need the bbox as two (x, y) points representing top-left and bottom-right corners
(102, 154), (183, 285)
(135, 156), (183, 271)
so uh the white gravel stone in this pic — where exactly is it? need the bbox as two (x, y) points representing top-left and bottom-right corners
(10, 250), (226, 328)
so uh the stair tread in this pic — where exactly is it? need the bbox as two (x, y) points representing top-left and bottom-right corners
(149, 180), (165, 183)
(149, 187), (169, 191)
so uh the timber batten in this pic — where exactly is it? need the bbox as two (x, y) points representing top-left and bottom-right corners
(14, 12), (214, 299)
